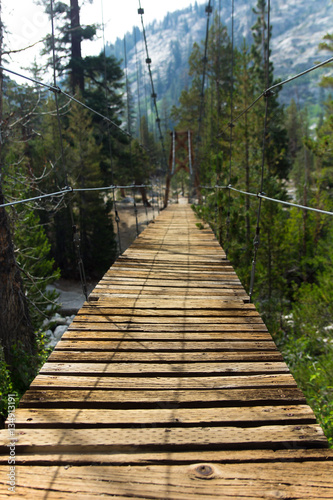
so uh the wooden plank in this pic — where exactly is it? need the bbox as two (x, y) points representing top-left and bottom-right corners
(97, 278), (243, 287)
(103, 271), (240, 280)
(2, 448), (332, 466)
(40, 361), (290, 376)
(9, 405), (316, 428)
(112, 262), (235, 270)
(30, 374), (296, 390)
(71, 316), (268, 327)
(18, 387), (306, 408)
(102, 280), (242, 288)
(76, 310), (264, 319)
(3, 462), (332, 499)
(47, 350), (284, 362)
(54, 340), (277, 351)
(1, 204), (331, 498)
(78, 303), (259, 314)
(92, 292), (250, 300)
(0, 425), (326, 452)
(67, 324), (267, 332)
(81, 300), (255, 310)
(62, 330), (272, 341)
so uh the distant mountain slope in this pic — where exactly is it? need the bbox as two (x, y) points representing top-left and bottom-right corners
(107, 0), (333, 127)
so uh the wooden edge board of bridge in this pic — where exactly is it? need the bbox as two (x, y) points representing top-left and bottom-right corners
(0, 204), (332, 499)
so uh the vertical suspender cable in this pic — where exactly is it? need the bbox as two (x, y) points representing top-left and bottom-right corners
(138, 2), (168, 193)
(134, 29), (143, 142)
(50, 0), (88, 301)
(225, 0), (235, 258)
(135, 28), (156, 221)
(249, 0), (271, 302)
(188, 130), (193, 176)
(193, 0), (213, 203)
(215, 0), (222, 236)
(124, 36), (139, 237)
(172, 131), (176, 175)
(101, 0), (122, 256)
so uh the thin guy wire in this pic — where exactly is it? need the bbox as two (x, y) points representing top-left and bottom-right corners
(0, 184), (151, 209)
(225, 0), (235, 257)
(225, 185), (333, 216)
(193, 0), (213, 200)
(137, 2), (168, 174)
(124, 36), (139, 237)
(216, 55), (333, 137)
(249, 0), (271, 303)
(3, 53), (333, 146)
(101, 0), (122, 255)
(50, 0), (88, 301)
(215, 0), (222, 237)
(0, 188), (72, 208)
(0, 65), (144, 149)
(73, 184), (149, 192)
(134, 28), (143, 141)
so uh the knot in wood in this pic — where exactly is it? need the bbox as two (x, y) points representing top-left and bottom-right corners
(194, 464), (214, 479)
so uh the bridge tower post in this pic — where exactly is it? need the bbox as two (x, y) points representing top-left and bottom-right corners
(164, 130), (200, 207)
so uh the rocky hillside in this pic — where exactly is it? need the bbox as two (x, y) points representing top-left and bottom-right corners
(107, 0), (333, 126)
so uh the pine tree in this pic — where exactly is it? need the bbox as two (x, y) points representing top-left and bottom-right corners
(65, 94), (117, 276)
(0, 10), (36, 372)
(42, 0), (96, 93)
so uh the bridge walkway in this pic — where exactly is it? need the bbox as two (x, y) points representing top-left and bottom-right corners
(0, 204), (332, 498)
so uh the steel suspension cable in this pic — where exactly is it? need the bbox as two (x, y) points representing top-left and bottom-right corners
(137, 2), (168, 177)
(100, 0), (122, 256)
(124, 36), (139, 237)
(50, 0), (88, 301)
(225, 0), (235, 257)
(0, 68), (148, 151)
(217, 55), (333, 138)
(249, 0), (271, 303)
(192, 0), (213, 202)
(214, 0), (222, 237)
(134, 26), (155, 221)
(218, 184), (333, 216)
(0, 187), (73, 209)
(134, 29), (143, 142)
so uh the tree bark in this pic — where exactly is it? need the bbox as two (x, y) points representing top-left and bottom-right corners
(0, 7), (36, 369)
(70, 0), (84, 93)
(0, 187), (36, 366)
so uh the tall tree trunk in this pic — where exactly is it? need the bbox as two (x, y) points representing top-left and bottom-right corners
(70, 0), (84, 93)
(139, 186), (151, 207)
(0, 7), (36, 369)
(0, 187), (36, 366)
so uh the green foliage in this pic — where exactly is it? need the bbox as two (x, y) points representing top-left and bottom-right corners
(180, 0), (333, 447)
(0, 333), (52, 424)
(14, 209), (60, 330)
(0, 348), (14, 425)
(65, 94), (117, 277)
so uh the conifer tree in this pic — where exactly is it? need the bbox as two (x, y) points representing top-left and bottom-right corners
(0, 10), (36, 372)
(65, 94), (117, 276)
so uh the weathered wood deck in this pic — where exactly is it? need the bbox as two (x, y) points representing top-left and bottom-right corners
(1, 204), (332, 498)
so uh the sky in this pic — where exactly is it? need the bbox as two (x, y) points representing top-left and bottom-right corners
(2, 0), (200, 80)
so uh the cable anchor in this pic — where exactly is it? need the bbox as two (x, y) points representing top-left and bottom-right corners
(264, 89), (275, 98)
(50, 85), (61, 94)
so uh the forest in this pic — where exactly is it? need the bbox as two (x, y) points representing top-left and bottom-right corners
(0, 0), (332, 447)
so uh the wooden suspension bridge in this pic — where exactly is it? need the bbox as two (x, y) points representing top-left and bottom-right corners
(0, 204), (332, 498)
